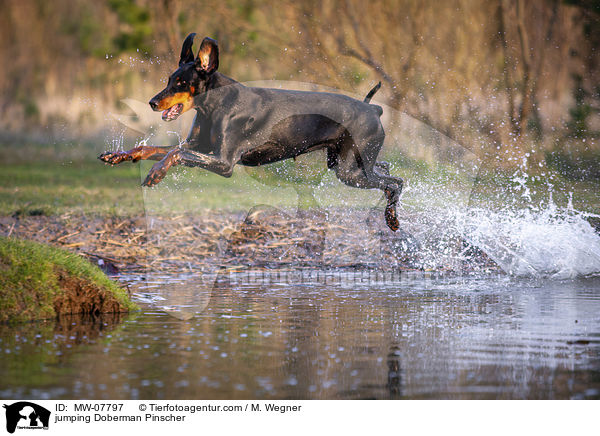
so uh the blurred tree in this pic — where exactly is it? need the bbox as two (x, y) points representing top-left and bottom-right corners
(0, 0), (597, 167)
(566, 74), (597, 138)
(108, 0), (153, 55)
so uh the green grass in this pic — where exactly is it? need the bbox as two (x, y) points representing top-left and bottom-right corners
(0, 236), (138, 323)
(0, 143), (598, 217)
(0, 159), (330, 215)
(0, 161), (144, 216)
(0, 149), (481, 216)
(0, 158), (382, 216)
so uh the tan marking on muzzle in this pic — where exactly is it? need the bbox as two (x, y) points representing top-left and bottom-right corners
(156, 92), (194, 113)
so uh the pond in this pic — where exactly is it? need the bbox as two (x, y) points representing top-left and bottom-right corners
(1, 271), (599, 400)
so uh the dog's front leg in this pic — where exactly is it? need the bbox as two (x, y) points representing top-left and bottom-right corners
(142, 148), (182, 187)
(178, 149), (235, 178)
(99, 145), (176, 165)
(141, 148), (235, 187)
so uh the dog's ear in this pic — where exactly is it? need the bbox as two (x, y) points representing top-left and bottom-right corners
(196, 37), (219, 74)
(179, 33), (196, 66)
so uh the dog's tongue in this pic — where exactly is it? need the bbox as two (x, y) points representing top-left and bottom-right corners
(162, 103), (183, 121)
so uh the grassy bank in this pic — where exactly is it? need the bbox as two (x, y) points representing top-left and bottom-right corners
(0, 236), (138, 323)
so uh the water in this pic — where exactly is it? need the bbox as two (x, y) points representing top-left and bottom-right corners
(1, 273), (599, 400)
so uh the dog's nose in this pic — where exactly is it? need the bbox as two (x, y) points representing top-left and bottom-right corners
(149, 99), (158, 110)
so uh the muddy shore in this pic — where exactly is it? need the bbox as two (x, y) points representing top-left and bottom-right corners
(0, 207), (499, 275)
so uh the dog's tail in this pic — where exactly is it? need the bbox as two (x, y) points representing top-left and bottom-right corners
(363, 82), (382, 103)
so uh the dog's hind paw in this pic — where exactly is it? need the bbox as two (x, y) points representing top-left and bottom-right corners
(385, 205), (399, 232)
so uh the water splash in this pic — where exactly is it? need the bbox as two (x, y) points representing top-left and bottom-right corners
(455, 203), (600, 279)
(394, 142), (600, 279)
(166, 130), (186, 146)
(136, 135), (151, 148)
(399, 175), (600, 279)
(457, 154), (599, 278)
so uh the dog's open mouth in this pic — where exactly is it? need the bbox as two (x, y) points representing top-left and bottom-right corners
(162, 103), (183, 122)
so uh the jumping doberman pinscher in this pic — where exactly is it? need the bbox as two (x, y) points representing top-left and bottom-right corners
(99, 33), (403, 231)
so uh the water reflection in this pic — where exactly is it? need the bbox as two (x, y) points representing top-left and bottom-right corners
(386, 346), (402, 398)
(1, 275), (599, 399)
(0, 313), (128, 399)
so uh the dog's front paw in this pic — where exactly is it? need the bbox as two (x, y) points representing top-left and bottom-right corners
(98, 151), (131, 165)
(142, 164), (167, 187)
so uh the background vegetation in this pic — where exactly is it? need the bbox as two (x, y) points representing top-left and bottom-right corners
(0, 0), (598, 176)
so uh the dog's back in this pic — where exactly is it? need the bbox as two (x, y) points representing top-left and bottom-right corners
(193, 80), (384, 160)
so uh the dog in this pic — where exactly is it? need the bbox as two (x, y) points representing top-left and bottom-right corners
(99, 33), (403, 231)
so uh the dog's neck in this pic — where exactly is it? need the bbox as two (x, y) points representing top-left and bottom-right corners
(206, 72), (238, 90)
(194, 72), (243, 114)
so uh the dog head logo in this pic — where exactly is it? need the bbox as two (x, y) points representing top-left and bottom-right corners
(3, 402), (50, 433)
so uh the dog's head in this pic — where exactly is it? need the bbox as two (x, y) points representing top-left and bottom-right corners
(149, 33), (219, 121)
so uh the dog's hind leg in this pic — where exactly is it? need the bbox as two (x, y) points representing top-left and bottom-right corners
(333, 140), (403, 231)
(382, 180), (402, 232)
(375, 161), (391, 176)
(374, 163), (403, 232)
